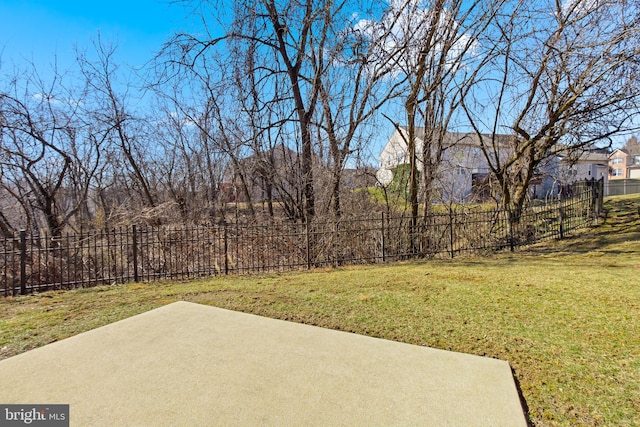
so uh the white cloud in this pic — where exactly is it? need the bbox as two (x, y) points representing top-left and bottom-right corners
(351, 0), (477, 77)
(561, 0), (599, 18)
(168, 111), (197, 128)
(32, 93), (83, 107)
(32, 93), (63, 105)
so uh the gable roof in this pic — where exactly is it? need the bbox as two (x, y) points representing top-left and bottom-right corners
(609, 148), (630, 157)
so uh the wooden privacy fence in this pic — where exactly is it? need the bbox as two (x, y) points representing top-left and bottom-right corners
(2, 179), (603, 296)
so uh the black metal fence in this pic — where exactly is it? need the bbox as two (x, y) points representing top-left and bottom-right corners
(2, 179), (603, 297)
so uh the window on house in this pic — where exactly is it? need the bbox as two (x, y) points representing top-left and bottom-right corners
(397, 151), (405, 162)
(456, 167), (466, 175)
(611, 158), (623, 165)
(634, 156), (640, 165)
(612, 168), (624, 177)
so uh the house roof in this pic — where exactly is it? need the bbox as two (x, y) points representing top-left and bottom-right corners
(609, 148), (630, 157)
(558, 151), (609, 164)
(222, 144), (302, 184)
(393, 127), (514, 148)
(386, 128), (610, 164)
(577, 152), (609, 162)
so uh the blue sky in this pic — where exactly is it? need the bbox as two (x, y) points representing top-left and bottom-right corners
(0, 0), (392, 162)
(0, 0), (629, 154)
(0, 0), (195, 71)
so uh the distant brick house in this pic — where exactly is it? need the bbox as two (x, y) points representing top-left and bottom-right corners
(223, 144), (302, 204)
(341, 167), (377, 190)
(224, 145), (376, 205)
(609, 148), (640, 180)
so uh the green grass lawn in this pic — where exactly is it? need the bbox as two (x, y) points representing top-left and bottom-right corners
(1, 195), (639, 426)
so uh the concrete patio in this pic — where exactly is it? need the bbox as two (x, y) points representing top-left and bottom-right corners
(0, 301), (527, 426)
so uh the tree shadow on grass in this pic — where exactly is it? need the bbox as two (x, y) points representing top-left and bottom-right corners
(518, 196), (640, 257)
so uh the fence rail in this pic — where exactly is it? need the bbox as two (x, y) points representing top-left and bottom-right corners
(606, 179), (640, 196)
(2, 179), (603, 297)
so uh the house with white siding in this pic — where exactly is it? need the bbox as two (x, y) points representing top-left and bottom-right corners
(377, 127), (511, 202)
(377, 127), (608, 202)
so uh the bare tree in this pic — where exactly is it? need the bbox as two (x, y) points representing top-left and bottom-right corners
(0, 63), (99, 237)
(622, 135), (640, 154)
(153, 53), (261, 221)
(462, 0), (640, 217)
(78, 40), (159, 221)
(357, 0), (501, 226)
(314, 6), (407, 218)
(163, 0), (365, 222)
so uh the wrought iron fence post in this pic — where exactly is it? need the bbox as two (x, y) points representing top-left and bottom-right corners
(558, 201), (565, 239)
(593, 178), (603, 223)
(599, 178), (604, 217)
(132, 225), (139, 282)
(334, 221), (339, 267)
(305, 222), (311, 270)
(223, 221), (229, 275)
(508, 211), (515, 252)
(19, 230), (27, 295)
(449, 209), (455, 258)
(381, 212), (386, 263)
